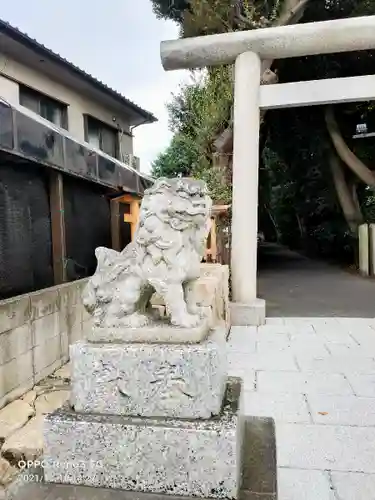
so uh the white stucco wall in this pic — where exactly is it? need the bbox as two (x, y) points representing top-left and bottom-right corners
(0, 55), (133, 156)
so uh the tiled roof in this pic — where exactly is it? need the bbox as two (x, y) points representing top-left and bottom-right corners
(0, 19), (157, 124)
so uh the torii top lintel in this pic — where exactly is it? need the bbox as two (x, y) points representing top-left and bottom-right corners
(160, 15), (375, 71)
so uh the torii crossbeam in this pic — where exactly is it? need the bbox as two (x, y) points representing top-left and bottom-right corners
(160, 16), (375, 325)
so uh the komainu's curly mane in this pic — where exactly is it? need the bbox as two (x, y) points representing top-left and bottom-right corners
(82, 177), (212, 330)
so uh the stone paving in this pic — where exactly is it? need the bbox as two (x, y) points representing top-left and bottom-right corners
(0, 365), (70, 497)
(228, 317), (375, 500)
(3, 316), (375, 499)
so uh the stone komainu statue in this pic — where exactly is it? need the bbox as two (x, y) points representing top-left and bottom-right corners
(82, 177), (212, 329)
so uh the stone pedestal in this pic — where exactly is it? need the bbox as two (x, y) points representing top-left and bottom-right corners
(43, 325), (244, 499)
(70, 328), (227, 419)
(370, 223), (375, 277)
(359, 223), (369, 276)
(43, 379), (242, 498)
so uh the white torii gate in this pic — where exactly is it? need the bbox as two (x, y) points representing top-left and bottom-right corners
(160, 15), (375, 326)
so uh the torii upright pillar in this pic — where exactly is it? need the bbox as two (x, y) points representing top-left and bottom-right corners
(230, 51), (264, 325)
(160, 15), (375, 325)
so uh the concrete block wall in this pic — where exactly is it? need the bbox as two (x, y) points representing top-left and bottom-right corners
(0, 263), (230, 410)
(0, 279), (89, 409)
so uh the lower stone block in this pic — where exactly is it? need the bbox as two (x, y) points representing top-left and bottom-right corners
(43, 379), (243, 499)
(230, 300), (266, 327)
(70, 326), (227, 419)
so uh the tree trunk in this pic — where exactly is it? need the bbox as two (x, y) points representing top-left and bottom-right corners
(351, 180), (362, 216)
(295, 212), (305, 240)
(274, 0), (311, 26)
(261, 0), (311, 77)
(325, 106), (375, 187)
(212, 152), (230, 187)
(214, 0), (311, 153)
(329, 152), (363, 233)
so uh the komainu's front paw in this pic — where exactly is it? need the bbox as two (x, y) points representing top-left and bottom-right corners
(103, 312), (150, 328)
(125, 312), (150, 328)
(171, 313), (201, 328)
(187, 303), (206, 317)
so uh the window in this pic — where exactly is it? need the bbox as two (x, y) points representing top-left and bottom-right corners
(84, 115), (119, 159)
(19, 85), (68, 129)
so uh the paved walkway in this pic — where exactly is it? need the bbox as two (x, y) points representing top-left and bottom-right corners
(228, 317), (375, 500)
(5, 315), (375, 499)
(257, 244), (375, 317)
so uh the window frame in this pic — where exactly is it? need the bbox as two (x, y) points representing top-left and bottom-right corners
(83, 114), (120, 160)
(19, 84), (69, 130)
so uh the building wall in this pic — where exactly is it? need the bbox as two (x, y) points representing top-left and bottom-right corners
(0, 160), (54, 299)
(0, 55), (134, 156)
(0, 156), (115, 300)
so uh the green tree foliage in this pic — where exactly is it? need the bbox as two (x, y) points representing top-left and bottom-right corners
(151, 133), (198, 178)
(150, 0), (277, 36)
(265, 106), (357, 262)
(150, 0), (190, 23)
(152, 68), (233, 203)
(151, 0), (375, 264)
(263, 0), (375, 261)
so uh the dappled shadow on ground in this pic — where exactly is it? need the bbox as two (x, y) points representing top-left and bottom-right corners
(257, 243), (375, 318)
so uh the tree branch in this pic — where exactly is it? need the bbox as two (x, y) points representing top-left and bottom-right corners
(325, 106), (375, 187)
(204, 0), (233, 32)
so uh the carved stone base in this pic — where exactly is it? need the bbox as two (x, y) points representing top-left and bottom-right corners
(86, 318), (210, 344)
(70, 326), (227, 419)
(43, 379), (243, 499)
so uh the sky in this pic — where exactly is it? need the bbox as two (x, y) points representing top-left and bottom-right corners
(0, 0), (190, 173)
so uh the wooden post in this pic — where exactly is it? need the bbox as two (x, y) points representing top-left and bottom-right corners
(210, 217), (217, 262)
(205, 205), (230, 264)
(205, 217), (217, 263)
(122, 195), (141, 241)
(110, 199), (122, 251)
(49, 171), (67, 284)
